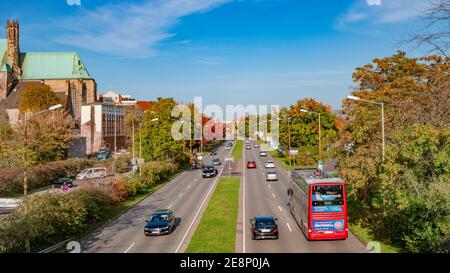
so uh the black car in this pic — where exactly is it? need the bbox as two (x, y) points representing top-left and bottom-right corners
(144, 209), (176, 236)
(202, 165), (218, 178)
(250, 216), (279, 240)
(52, 178), (74, 188)
(212, 158), (221, 165)
(210, 150), (218, 156)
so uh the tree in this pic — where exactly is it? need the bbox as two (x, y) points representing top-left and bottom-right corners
(139, 98), (185, 162)
(404, 0), (450, 57)
(18, 83), (62, 113)
(337, 51), (450, 252)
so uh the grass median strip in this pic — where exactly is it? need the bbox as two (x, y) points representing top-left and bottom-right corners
(231, 140), (243, 160)
(186, 177), (240, 253)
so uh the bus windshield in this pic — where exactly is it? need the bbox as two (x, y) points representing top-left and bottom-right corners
(312, 185), (344, 211)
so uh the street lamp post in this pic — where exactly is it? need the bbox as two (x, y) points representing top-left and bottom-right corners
(301, 109), (321, 161)
(23, 104), (64, 196)
(288, 116), (292, 168)
(347, 95), (385, 161)
(139, 118), (159, 177)
(23, 103), (63, 253)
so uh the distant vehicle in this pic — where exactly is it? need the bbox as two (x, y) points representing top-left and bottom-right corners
(245, 140), (250, 144)
(246, 161), (257, 169)
(76, 167), (107, 180)
(246, 145), (251, 150)
(202, 165), (218, 178)
(264, 160), (275, 168)
(191, 152), (204, 169)
(95, 149), (111, 160)
(288, 168), (348, 240)
(212, 158), (221, 165)
(52, 178), (74, 188)
(210, 150), (218, 156)
(250, 216), (279, 240)
(266, 171), (278, 181)
(254, 143), (259, 148)
(259, 151), (268, 157)
(225, 145), (232, 150)
(144, 209), (176, 236)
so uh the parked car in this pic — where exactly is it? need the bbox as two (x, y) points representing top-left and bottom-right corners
(250, 216), (279, 240)
(247, 161), (257, 169)
(259, 151), (268, 157)
(202, 165), (218, 178)
(52, 177), (74, 188)
(266, 171), (278, 181)
(212, 158), (221, 165)
(144, 209), (176, 236)
(264, 160), (276, 168)
(76, 167), (107, 180)
(95, 149), (111, 160)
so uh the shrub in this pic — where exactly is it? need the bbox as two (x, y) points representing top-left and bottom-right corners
(0, 159), (95, 197)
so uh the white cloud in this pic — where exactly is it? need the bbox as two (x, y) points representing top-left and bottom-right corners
(66, 0), (81, 6)
(338, 0), (431, 28)
(56, 0), (232, 57)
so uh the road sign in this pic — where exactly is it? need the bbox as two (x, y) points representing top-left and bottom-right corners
(289, 150), (298, 155)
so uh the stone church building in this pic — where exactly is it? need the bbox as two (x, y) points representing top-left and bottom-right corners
(0, 20), (97, 126)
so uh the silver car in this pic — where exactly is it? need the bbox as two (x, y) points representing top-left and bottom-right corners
(76, 167), (107, 180)
(266, 171), (278, 181)
(264, 160), (275, 168)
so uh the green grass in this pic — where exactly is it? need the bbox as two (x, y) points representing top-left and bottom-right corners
(186, 177), (240, 253)
(349, 223), (400, 253)
(231, 140), (243, 160)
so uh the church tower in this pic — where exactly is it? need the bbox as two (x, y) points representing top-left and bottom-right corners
(6, 19), (21, 77)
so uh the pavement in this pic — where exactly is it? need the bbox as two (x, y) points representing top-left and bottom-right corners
(81, 142), (233, 253)
(238, 140), (368, 253)
(81, 139), (368, 253)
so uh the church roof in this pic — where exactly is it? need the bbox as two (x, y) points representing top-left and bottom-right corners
(0, 38), (92, 80)
(20, 52), (92, 80)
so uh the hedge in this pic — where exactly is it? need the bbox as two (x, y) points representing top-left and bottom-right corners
(0, 159), (96, 197)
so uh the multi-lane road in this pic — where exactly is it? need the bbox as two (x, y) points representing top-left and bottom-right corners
(239, 140), (367, 253)
(82, 140), (367, 253)
(82, 143), (232, 253)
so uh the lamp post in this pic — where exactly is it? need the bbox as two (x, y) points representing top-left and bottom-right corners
(347, 95), (385, 162)
(139, 118), (159, 177)
(23, 104), (64, 196)
(23, 103), (63, 253)
(300, 109), (321, 161)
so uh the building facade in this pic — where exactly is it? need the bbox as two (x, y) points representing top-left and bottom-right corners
(0, 20), (97, 126)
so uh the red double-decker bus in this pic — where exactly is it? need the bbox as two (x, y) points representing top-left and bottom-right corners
(287, 168), (348, 240)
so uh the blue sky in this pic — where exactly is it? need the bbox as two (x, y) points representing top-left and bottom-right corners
(0, 0), (433, 112)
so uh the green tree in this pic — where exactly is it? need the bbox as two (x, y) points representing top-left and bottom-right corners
(18, 83), (62, 113)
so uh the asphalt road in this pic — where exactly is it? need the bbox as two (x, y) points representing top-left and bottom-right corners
(241, 140), (368, 253)
(82, 142), (232, 253)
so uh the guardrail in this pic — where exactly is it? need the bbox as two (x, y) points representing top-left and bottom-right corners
(38, 238), (73, 253)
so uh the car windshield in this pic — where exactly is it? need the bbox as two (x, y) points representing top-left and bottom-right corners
(150, 214), (169, 222)
(255, 218), (275, 227)
(204, 166), (214, 171)
(267, 171), (276, 175)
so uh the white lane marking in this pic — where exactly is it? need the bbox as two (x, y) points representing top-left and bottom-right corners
(187, 184), (192, 189)
(179, 193), (183, 198)
(272, 193), (276, 199)
(168, 203), (173, 209)
(242, 141), (246, 254)
(286, 223), (292, 232)
(124, 242), (135, 253)
(268, 184), (271, 189)
(175, 143), (233, 253)
(278, 206), (282, 212)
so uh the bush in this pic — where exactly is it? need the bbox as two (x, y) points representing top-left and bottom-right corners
(0, 187), (114, 253)
(0, 159), (96, 197)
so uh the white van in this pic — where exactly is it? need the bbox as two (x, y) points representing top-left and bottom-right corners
(76, 167), (107, 180)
